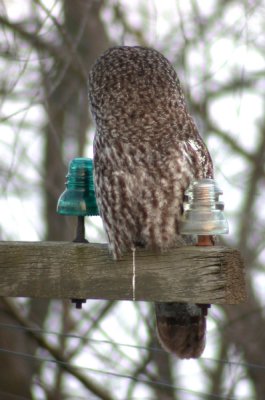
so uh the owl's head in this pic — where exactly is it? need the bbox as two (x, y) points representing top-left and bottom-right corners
(88, 46), (187, 137)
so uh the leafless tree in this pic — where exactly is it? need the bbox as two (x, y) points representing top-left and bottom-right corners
(0, 1), (264, 399)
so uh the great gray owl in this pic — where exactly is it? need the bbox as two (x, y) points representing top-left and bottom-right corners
(88, 46), (213, 359)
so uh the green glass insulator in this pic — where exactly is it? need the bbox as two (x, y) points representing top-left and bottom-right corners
(57, 158), (99, 216)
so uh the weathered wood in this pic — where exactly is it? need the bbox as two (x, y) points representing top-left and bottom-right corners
(0, 241), (246, 304)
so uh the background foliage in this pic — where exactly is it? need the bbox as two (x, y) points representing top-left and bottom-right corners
(0, 0), (265, 399)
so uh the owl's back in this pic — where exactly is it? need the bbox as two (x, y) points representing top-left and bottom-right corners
(89, 46), (213, 259)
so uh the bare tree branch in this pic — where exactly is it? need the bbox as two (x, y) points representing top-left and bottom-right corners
(2, 298), (115, 400)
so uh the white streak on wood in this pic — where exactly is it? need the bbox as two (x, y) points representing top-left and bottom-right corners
(132, 247), (136, 301)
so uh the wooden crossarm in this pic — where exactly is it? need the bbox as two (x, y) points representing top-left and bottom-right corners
(0, 241), (246, 304)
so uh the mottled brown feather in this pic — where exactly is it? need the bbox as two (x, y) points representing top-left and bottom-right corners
(88, 46), (213, 358)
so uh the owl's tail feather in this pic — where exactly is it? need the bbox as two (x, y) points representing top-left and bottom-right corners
(155, 302), (208, 359)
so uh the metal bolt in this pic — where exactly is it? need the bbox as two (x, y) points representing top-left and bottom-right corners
(71, 299), (87, 309)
